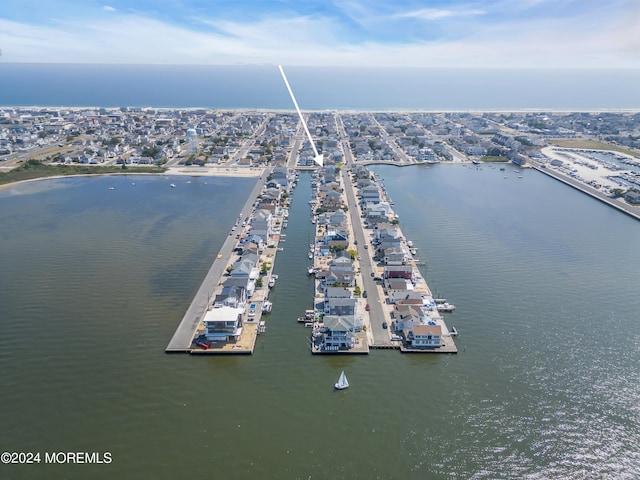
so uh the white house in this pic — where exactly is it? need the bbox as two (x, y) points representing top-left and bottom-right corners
(409, 324), (443, 348)
(203, 306), (244, 342)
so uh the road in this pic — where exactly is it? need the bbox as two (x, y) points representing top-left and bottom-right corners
(367, 113), (416, 165)
(336, 114), (391, 345)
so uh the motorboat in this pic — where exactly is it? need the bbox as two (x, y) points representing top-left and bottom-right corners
(436, 302), (456, 312)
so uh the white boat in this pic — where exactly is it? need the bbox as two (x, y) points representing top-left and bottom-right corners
(262, 300), (272, 313)
(308, 252), (313, 260)
(170, 183), (176, 188)
(407, 240), (413, 247)
(307, 266), (315, 275)
(268, 274), (278, 288)
(334, 371), (349, 390)
(108, 186), (115, 190)
(436, 302), (456, 312)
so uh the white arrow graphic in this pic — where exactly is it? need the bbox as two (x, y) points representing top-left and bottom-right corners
(278, 65), (323, 167)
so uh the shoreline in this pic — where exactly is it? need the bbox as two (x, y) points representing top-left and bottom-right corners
(0, 166), (265, 192)
(4, 106), (640, 114)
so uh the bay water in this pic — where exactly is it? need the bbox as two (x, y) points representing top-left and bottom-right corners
(0, 166), (639, 479)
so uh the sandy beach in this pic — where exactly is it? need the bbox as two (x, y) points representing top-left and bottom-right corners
(0, 165), (266, 192)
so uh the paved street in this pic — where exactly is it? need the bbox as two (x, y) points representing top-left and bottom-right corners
(336, 114), (391, 345)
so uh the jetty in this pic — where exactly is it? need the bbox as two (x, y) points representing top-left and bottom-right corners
(166, 168), (297, 354)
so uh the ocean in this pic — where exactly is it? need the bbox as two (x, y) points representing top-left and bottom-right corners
(1, 63), (640, 110)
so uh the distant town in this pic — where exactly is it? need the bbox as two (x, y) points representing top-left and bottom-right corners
(2, 108), (640, 207)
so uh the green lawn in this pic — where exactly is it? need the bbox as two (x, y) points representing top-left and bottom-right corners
(0, 161), (166, 186)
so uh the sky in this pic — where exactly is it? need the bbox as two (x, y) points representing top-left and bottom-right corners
(0, 0), (639, 68)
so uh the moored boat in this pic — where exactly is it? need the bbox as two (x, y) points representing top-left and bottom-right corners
(436, 302), (456, 312)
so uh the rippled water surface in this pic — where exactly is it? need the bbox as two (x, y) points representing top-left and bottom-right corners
(1, 167), (639, 479)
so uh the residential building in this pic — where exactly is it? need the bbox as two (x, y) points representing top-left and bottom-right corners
(203, 306), (244, 342)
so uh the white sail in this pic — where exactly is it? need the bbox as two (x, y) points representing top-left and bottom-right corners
(334, 371), (349, 390)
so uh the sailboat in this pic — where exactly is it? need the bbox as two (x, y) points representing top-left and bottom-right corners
(334, 371), (349, 390)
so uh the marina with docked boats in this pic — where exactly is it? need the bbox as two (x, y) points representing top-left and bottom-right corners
(166, 134), (458, 356)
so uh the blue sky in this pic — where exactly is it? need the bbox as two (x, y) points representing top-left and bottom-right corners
(1, 0), (639, 67)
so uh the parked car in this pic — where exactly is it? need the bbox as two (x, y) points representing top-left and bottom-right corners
(364, 244), (368, 249)
(382, 321), (388, 329)
(365, 304), (371, 311)
(362, 290), (368, 298)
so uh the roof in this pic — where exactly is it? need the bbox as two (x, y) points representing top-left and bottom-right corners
(203, 306), (243, 323)
(323, 315), (356, 331)
(325, 287), (351, 298)
(413, 324), (442, 336)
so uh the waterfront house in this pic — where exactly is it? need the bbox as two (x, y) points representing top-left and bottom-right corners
(324, 265), (355, 288)
(213, 279), (247, 309)
(203, 306), (244, 343)
(321, 190), (343, 210)
(383, 247), (406, 266)
(408, 324), (443, 348)
(319, 315), (356, 351)
(324, 228), (349, 250)
(327, 210), (347, 227)
(331, 250), (353, 267)
(324, 297), (357, 317)
(387, 278), (415, 303)
(230, 252), (259, 278)
(384, 265), (414, 280)
(325, 287), (352, 299)
(244, 234), (266, 252)
(395, 292), (426, 307)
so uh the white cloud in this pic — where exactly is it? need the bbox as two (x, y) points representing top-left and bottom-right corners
(393, 8), (485, 21)
(0, 7), (637, 68)
(102, 5), (116, 12)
